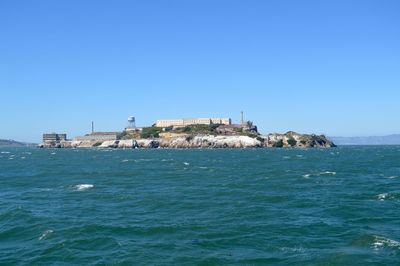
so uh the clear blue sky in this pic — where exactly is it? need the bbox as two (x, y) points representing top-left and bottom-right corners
(1, 0), (399, 142)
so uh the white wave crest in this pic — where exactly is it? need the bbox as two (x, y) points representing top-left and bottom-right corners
(320, 171), (336, 175)
(372, 235), (400, 250)
(76, 184), (94, 191)
(377, 193), (388, 200)
(302, 171), (336, 178)
(39, 230), (53, 240)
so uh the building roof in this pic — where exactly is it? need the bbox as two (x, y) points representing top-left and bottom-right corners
(218, 124), (243, 128)
(90, 132), (121, 136)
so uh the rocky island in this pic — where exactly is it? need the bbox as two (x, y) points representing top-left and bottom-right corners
(38, 115), (336, 149)
(39, 123), (335, 149)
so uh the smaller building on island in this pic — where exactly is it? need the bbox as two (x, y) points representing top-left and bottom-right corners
(40, 133), (67, 148)
(43, 133), (67, 143)
(74, 132), (122, 142)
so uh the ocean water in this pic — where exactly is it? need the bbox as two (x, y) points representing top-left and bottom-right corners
(0, 146), (399, 265)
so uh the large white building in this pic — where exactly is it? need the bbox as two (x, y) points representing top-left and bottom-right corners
(156, 118), (231, 128)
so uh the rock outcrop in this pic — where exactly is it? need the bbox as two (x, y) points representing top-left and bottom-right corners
(118, 139), (137, 148)
(136, 139), (159, 148)
(264, 131), (336, 148)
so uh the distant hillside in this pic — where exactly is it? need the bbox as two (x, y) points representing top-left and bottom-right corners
(329, 134), (400, 145)
(0, 139), (36, 147)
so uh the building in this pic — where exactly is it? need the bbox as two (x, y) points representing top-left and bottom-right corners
(43, 133), (67, 143)
(156, 118), (231, 128)
(74, 132), (121, 142)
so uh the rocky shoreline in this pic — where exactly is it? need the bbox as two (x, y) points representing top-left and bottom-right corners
(38, 132), (336, 149)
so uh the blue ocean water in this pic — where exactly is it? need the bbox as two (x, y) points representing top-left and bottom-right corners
(0, 146), (399, 265)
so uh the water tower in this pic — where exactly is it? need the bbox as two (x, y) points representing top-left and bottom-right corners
(127, 116), (136, 128)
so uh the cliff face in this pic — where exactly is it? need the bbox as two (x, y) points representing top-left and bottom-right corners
(38, 132), (335, 148)
(158, 135), (263, 148)
(48, 135), (262, 149)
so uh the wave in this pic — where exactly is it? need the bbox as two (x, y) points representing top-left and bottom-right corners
(371, 235), (400, 251)
(76, 184), (94, 191)
(352, 234), (400, 251)
(321, 171), (336, 175)
(38, 230), (53, 240)
(302, 171), (336, 178)
(376, 192), (400, 201)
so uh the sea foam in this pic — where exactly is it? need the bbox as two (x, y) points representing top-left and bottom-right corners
(377, 193), (388, 200)
(76, 184), (94, 191)
(39, 230), (53, 240)
(321, 171), (336, 175)
(371, 235), (400, 250)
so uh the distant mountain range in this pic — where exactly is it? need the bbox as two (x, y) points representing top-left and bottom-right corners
(0, 139), (36, 147)
(329, 134), (400, 145)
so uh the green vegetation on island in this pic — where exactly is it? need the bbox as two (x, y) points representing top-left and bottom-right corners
(174, 124), (220, 134)
(140, 127), (163, 139)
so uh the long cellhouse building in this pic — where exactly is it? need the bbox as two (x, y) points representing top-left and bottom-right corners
(156, 118), (231, 128)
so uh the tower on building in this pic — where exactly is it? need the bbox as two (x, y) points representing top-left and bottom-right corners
(240, 111), (244, 125)
(128, 116), (136, 128)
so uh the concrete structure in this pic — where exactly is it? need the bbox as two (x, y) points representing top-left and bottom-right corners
(43, 133), (67, 143)
(216, 124), (243, 135)
(74, 132), (121, 142)
(156, 118), (231, 128)
(90, 132), (121, 136)
(125, 127), (143, 132)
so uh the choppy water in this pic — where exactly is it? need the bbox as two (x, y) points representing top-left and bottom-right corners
(1, 146), (399, 265)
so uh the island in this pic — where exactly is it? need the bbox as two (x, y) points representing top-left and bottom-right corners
(0, 139), (36, 147)
(38, 116), (335, 149)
